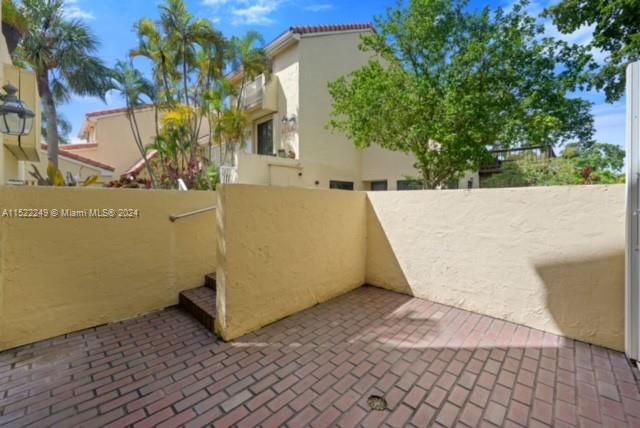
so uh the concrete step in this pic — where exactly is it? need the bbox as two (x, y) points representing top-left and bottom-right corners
(204, 272), (216, 289)
(179, 286), (216, 331)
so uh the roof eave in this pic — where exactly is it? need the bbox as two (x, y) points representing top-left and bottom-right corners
(227, 31), (300, 83)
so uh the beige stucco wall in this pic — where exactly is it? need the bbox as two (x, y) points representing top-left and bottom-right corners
(235, 151), (375, 190)
(361, 145), (479, 190)
(235, 30), (480, 191)
(366, 185), (625, 350)
(80, 108), (157, 176)
(79, 108), (212, 177)
(215, 184), (366, 340)
(0, 186), (217, 351)
(274, 44), (300, 156)
(297, 31), (371, 189)
(243, 44), (300, 157)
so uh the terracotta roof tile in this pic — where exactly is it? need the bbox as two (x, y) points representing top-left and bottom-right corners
(85, 105), (152, 118)
(124, 150), (159, 176)
(40, 144), (115, 172)
(59, 143), (98, 150)
(289, 23), (375, 34)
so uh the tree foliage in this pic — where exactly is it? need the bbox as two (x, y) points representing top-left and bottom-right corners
(113, 0), (269, 189)
(328, 0), (595, 188)
(110, 61), (158, 186)
(16, 0), (112, 167)
(482, 142), (625, 188)
(545, 0), (640, 102)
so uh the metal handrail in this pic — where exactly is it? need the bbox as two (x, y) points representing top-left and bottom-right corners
(169, 205), (216, 222)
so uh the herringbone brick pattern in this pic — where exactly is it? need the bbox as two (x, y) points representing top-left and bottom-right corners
(1, 286), (639, 427)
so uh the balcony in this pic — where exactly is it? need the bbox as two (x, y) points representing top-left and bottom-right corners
(480, 145), (555, 174)
(240, 73), (278, 113)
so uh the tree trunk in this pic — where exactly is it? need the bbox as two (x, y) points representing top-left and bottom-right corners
(37, 72), (59, 168)
(127, 105), (157, 188)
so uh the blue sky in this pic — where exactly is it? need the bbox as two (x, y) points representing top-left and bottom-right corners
(59, 0), (626, 148)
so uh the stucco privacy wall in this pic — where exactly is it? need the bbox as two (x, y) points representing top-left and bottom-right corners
(215, 184), (366, 340)
(0, 186), (217, 351)
(366, 185), (625, 350)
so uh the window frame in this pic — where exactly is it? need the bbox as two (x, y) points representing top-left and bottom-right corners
(370, 180), (388, 191)
(255, 116), (274, 156)
(329, 180), (355, 191)
(397, 179), (424, 191)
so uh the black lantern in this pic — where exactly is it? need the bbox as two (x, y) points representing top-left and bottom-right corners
(0, 83), (35, 136)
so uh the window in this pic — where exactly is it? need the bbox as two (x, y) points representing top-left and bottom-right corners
(257, 119), (273, 155)
(397, 179), (423, 190)
(330, 180), (354, 190)
(370, 180), (388, 191)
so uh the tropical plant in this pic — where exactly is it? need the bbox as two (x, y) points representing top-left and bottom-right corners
(121, 0), (269, 189)
(2, 0), (27, 55)
(2, 0), (27, 32)
(104, 174), (152, 189)
(222, 31), (270, 163)
(128, 0), (223, 189)
(110, 61), (158, 186)
(28, 163), (98, 186)
(545, 0), (640, 102)
(328, 0), (595, 189)
(482, 142), (625, 188)
(40, 110), (72, 144)
(16, 0), (112, 168)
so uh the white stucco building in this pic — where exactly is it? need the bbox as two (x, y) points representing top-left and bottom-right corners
(225, 24), (478, 191)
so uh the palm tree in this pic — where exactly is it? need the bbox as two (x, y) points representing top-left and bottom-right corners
(229, 31), (270, 111)
(41, 111), (72, 144)
(130, 0), (225, 188)
(17, 0), (112, 167)
(224, 31), (270, 163)
(110, 61), (158, 187)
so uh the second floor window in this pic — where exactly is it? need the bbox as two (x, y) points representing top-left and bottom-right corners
(257, 119), (273, 155)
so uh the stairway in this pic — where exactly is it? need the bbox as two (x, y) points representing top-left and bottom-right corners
(179, 273), (216, 330)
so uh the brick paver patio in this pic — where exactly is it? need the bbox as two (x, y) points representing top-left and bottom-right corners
(1, 286), (640, 427)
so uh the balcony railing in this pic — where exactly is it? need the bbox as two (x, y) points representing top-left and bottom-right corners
(481, 145), (555, 173)
(220, 165), (238, 184)
(242, 75), (264, 109)
(240, 74), (277, 112)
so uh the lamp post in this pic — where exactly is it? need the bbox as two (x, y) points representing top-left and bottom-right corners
(0, 83), (35, 136)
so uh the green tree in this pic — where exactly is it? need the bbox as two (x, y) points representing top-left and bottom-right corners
(129, 0), (226, 189)
(124, 0), (269, 189)
(40, 111), (71, 144)
(482, 142), (625, 188)
(328, 0), (594, 189)
(224, 31), (270, 163)
(545, 0), (640, 102)
(110, 61), (158, 186)
(17, 0), (112, 167)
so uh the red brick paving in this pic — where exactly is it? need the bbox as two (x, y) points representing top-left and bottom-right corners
(179, 286), (216, 331)
(1, 286), (640, 427)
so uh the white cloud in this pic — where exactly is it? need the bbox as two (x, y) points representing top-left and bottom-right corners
(304, 3), (333, 12)
(544, 22), (594, 46)
(201, 0), (229, 8)
(231, 0), (282, 25)
(202, 0), (284, 26)
(63, 0), (95, 20)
